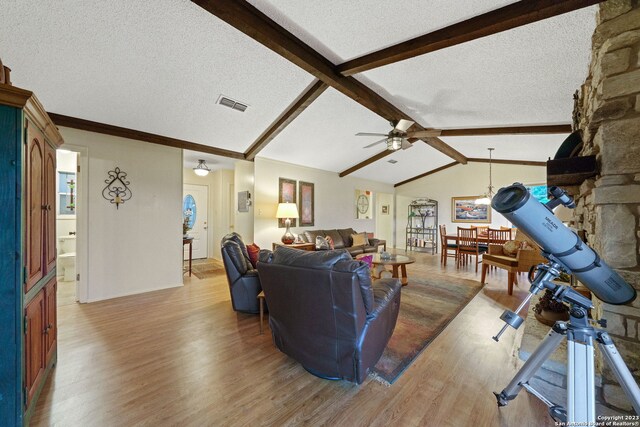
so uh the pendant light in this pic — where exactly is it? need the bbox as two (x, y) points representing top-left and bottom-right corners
(193, 159), (211, 177)
(475, 148), (495, 205)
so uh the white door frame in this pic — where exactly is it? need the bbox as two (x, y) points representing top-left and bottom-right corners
(58, 144), (89, 303)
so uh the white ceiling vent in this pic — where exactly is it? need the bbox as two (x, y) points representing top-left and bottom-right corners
(217, 95), (248, 112)
(388, 159), (398, 164)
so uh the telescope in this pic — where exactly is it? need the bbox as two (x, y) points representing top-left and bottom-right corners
(492, 183), (635, 305)
(490, 183), (639, 424)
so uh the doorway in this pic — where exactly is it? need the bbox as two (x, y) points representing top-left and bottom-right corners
(183, 183), (209, 260)
(55, 149), (78, 305)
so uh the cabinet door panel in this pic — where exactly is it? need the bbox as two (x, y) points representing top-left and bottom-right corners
(44, 278), (57, 365)
(44, 142), (56, 273)
(24, 290), (45, 408)
(25, 122), (45, 292)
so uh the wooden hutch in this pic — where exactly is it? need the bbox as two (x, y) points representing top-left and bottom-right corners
(0, 71), (63, 425)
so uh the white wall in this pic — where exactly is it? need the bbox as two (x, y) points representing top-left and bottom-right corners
(253, 157), (394, 249)
(60, 127), (183, 302)
(375, 192), (394, 246)
(234, 160), (255, 243)
(395, 162), (546, 248)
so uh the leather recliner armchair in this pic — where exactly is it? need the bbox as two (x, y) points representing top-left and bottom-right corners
(221, 233), (261, 314)
(258, 246), (401, 384)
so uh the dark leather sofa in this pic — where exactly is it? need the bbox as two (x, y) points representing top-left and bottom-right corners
(220, 233), (262, 314)
(302, 228), (384, 256)
(257, 246), (401, 384)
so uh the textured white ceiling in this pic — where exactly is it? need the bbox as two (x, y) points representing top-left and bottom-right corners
(351, 142), (454, 184)
(258, 87), (392, 172)
(0, 1), (597, 183)
(0, 0), (313, 152)
(247, 0), (515, 63)
(359, 7), (597, 129)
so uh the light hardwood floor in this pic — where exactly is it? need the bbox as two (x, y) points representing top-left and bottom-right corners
(33, 251), (554, 426)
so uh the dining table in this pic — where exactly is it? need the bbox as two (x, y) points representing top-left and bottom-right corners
(444, 233), (490, 249)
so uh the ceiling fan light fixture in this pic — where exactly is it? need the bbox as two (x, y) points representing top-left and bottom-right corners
(387, 136), (403, 151)
(193, 159), (211, 177)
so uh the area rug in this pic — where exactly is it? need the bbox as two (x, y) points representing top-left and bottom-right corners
(189, 258), (225, 279)
(371, 273), (483, 385)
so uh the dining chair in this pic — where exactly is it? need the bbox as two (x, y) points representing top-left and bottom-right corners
(439, 225), (457, 266)
(487, 227), (512, 245)
(456, 227), (484, 272)
(481, 230), (546, 294)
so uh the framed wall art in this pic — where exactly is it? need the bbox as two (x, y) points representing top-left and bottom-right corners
(451, 196), (491, 223)
(298, 181), (314, 227)
(278, 177), (297, 228)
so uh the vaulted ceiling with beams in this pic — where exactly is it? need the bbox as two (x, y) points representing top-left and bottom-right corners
(0, 1), (599, 186)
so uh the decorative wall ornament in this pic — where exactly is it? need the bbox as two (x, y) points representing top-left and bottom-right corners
(102, 167), (132, 209)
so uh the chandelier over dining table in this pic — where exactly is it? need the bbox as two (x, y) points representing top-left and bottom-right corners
(475, 148), (495, 205)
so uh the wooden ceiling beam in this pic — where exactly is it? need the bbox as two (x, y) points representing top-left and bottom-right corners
(244, 80), (328, 160)
(467, 158), (546, 166)
(48, 113), (246, 160)
(338, 0), (603, 76)
(339, 149), (394, 178)
(192, 0), (467, 173)
(394, 162), (460, 187)
(438, 124), (572, 137)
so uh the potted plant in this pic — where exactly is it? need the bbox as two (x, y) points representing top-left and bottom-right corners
(183, 217), (191, 237)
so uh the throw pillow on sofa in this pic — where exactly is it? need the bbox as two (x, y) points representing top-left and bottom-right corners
(315, 236), (330, 250)
(351, 232), (369, 247)
(246, 243), (261, 268)
(325, 235), (335, 250)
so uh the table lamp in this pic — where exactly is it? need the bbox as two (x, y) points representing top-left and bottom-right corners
(276, 202), (299, 244)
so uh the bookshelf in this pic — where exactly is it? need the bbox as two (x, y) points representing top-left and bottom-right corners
(406, 198), (438, 254)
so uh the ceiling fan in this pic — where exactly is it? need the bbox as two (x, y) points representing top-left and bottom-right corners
(356, 119), (442, 151)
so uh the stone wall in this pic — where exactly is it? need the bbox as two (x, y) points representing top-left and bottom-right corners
(573, 0), (640, 412)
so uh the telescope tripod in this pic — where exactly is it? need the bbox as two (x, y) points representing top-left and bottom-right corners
(493, 261), (640, 423)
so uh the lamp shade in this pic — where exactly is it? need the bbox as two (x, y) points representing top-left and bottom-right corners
(276, 202), (299, 219)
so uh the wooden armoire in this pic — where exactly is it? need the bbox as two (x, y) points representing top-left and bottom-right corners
(0, 80), (63, 425)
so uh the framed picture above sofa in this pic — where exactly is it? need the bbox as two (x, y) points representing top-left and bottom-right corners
(298, 181), (314, 226)
(451, 196), (491, 223)
(278, 177), (297, 228)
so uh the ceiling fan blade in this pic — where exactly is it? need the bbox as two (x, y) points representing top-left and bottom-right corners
(363, 138), (387, 148)
(356, 132), (388, 137)
(395, 119), (414, 132)
(408, 129), (442, 138)
(401, 139), (412, 150)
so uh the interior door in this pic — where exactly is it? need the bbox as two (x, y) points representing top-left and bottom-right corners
(183, 184), (208, 260)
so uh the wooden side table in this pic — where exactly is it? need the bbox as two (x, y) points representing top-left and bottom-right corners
(183, 237), (193, 276)
(272, 242), (315, 251)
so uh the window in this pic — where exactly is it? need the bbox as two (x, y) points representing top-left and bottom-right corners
(58, 171), (76, 216)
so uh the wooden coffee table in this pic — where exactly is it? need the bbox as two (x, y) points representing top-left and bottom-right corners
(358, 254), (415, 286)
